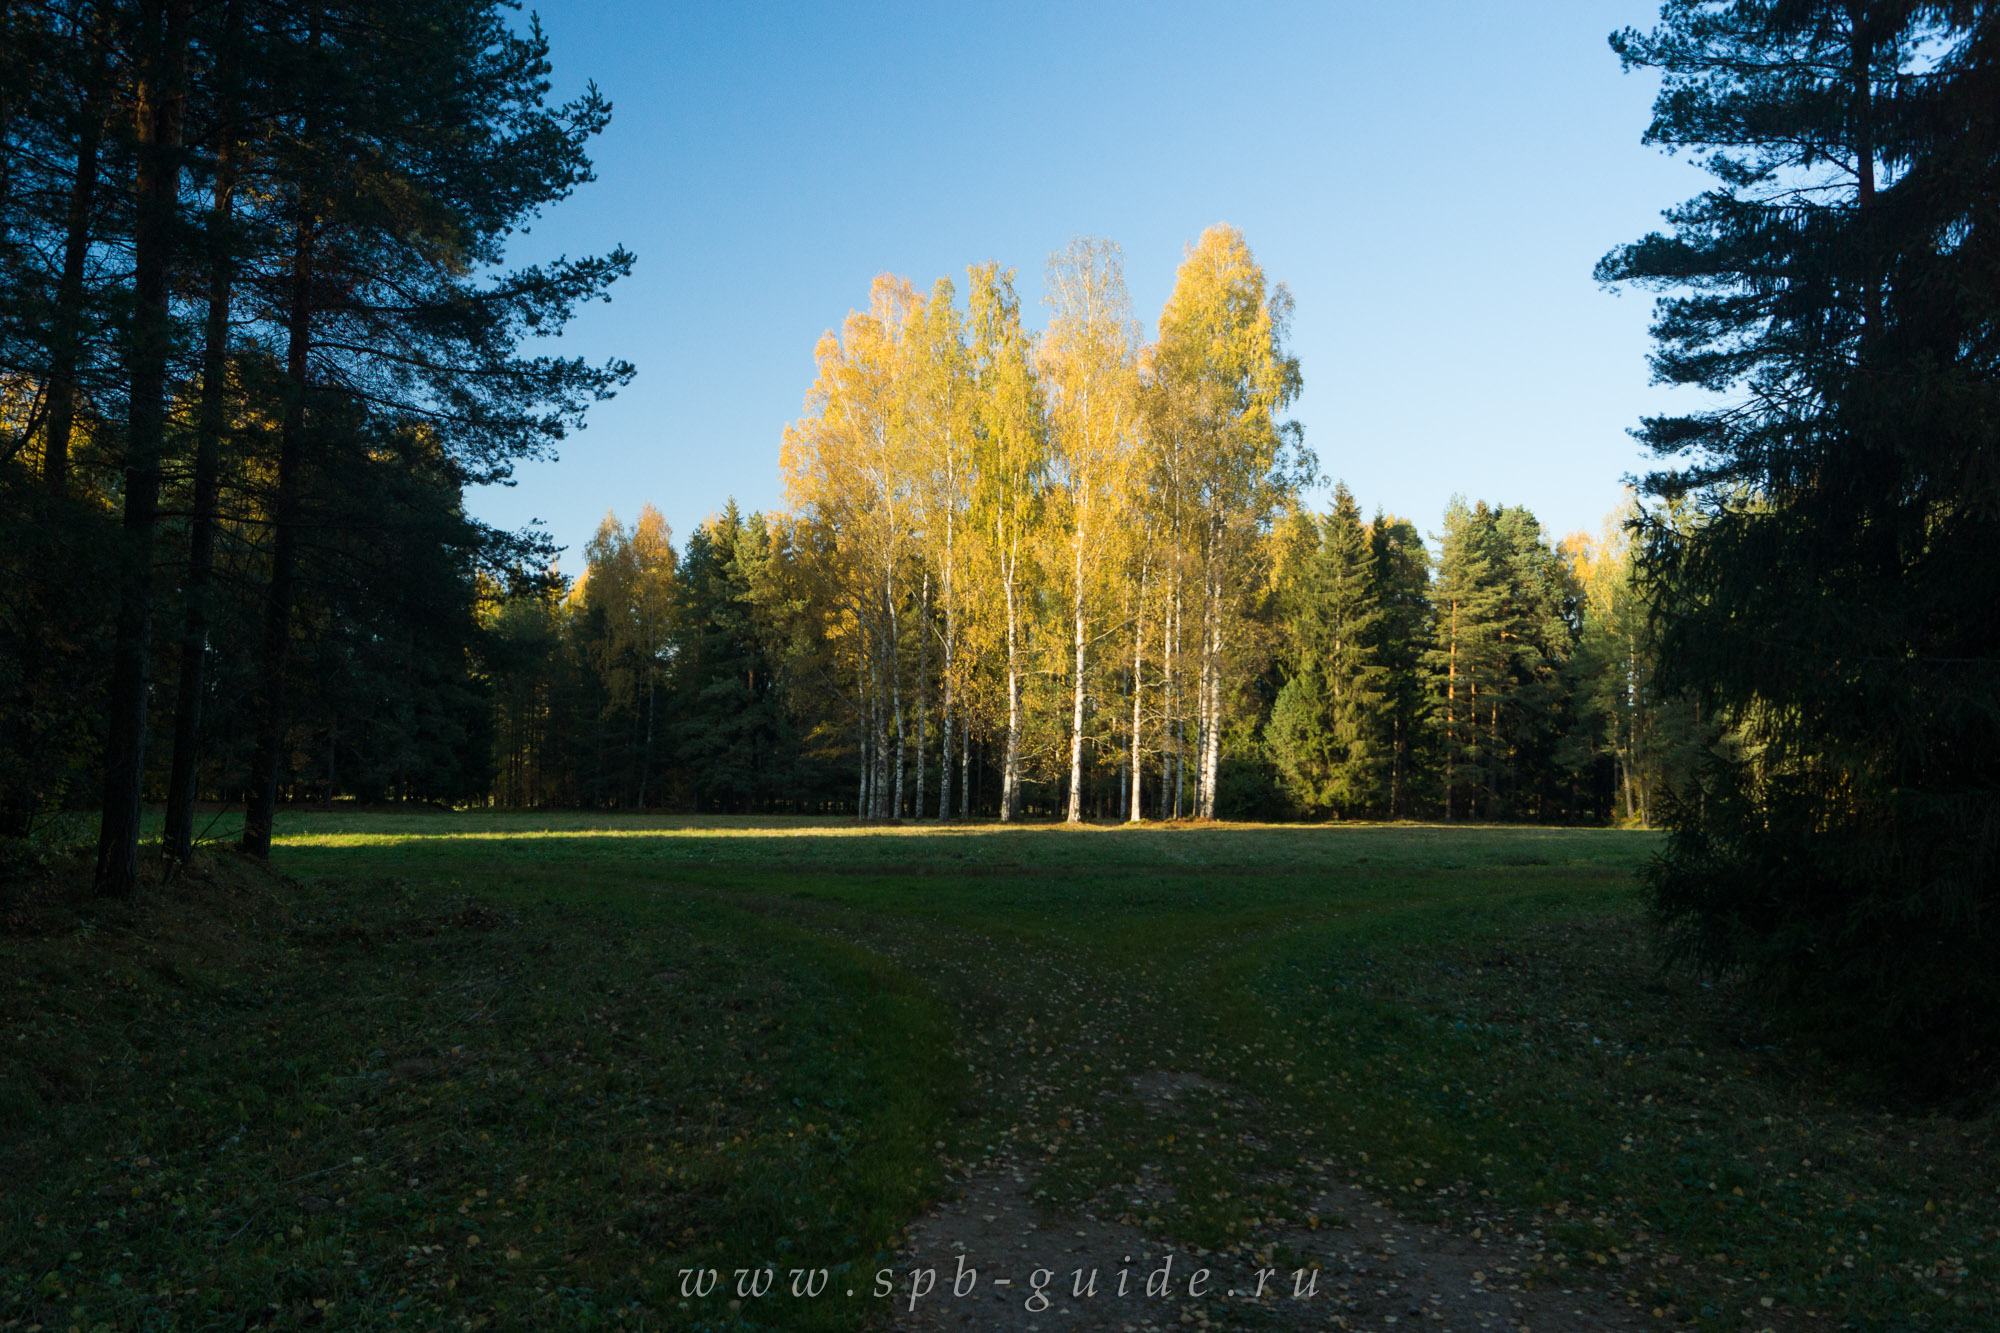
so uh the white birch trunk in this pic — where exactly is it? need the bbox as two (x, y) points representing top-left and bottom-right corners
(889, 573), (905, 820)
(856, 658), (869, 820)
(938, 521), (954, 820)
(913, 571), (928, 820)
(1201, 613), (1223, 818)
(1195, 655), (1211, 818)
(1001, 530), (1022, 822)
(1065, 531), (1087, 824)
(1128, 569), (1146, 823)
(1164, 584), (1181, 819)
(938, 691), (954, 820)
(872, 607), (888, 819)
(1192, 575), (1210, 819)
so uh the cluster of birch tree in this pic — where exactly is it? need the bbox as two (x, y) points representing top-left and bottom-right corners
(777, 226), (1309, 823)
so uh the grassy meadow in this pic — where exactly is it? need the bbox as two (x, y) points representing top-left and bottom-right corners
(3, 815), (1995, 1330)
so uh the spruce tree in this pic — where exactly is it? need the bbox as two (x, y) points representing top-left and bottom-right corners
(1487, 505), (1580, 821)
(1369, 514), (1433, 817)
(1426, 499), (1503, 819)
(1269, 483), (1389, 816)
(671, 504), (797, 812)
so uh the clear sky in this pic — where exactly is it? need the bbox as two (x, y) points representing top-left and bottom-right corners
(477, 0), (1708, 566)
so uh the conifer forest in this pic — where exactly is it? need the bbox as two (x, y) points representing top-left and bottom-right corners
(5, 0), (2000, 1096)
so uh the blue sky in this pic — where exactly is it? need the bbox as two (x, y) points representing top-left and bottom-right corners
(480, 0), (1708, 565)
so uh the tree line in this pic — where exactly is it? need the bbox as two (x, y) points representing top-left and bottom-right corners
(0, 0), (631, 892)
(478, 230), (1706, 829)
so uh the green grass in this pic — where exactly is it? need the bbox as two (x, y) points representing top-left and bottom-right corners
(3, 816), (1995, 1331)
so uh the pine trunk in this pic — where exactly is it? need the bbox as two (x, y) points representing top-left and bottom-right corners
(164, 65), (240, 862)
(239, 210), (314, 857)
(1444, 600), (1458, 822)
(95, 0), (188, 893)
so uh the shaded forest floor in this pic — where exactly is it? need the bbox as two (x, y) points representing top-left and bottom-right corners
(2, 817), (1995, 1331)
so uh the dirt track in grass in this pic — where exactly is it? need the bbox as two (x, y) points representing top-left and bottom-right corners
(893, 1069), (1653, 1333)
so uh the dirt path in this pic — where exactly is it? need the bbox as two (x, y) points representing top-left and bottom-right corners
(892, 1071), (1652, 1333)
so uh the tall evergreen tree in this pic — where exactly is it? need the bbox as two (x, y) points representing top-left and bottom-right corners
(164, 0), (251, 862)
(1268, 483), (1390, 816)
(672, 503), (797, 812)
(1602, 2), (2000, 1066)
(1425, 500), (1581, 821)
(234, 0), (632, 857)
(1427, 499), (1504, 820)
(1369, 513), (1433, 817)
(1487, 505), (1581, 820)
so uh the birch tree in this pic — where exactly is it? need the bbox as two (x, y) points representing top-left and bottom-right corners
(1040, 238), (1140, 823)
(1145, 225), (1306, 818)
(966, 262), (1045, 821)
(905, 278), (973, 819)
(780, 275), (918, 817)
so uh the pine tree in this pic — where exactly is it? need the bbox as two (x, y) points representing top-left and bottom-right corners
(162, 0), (249, 862)
(2, 1), (627, 856)
(0, 2), (126, 839)
(235, 0), (633, 858)
(1602, 2), (2000, 1067)
(95, 0), (194, 894)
